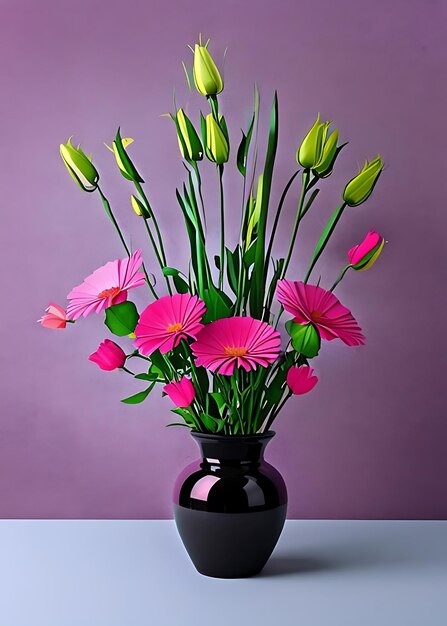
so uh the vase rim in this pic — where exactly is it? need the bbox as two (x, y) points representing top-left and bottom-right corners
(190, 430), (276, 442)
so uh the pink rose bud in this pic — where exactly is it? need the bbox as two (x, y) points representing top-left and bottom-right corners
(163, 377), (196, 408)
(89, 339), (126, 371)
(348, 229), (385, 271)
(286, 365), (318, 395)
(38, 303), (67, 329)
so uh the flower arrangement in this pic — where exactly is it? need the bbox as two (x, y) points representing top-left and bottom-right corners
(40, 37), (386, 435)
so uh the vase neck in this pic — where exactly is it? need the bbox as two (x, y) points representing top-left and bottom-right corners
(191, 431), (275, 464)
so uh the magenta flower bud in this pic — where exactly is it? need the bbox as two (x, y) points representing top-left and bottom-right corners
(38, 302), (67, 329)
(89, 339), (126, 371)
(286, 365), (318, 395)
(164, 377), (196, 408)
(348, 229), (385, 271)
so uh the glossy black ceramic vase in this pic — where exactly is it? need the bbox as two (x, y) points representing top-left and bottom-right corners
(173, 431), (287, 578)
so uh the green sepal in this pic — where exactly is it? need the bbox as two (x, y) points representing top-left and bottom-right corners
(104, 301), (139, 336)
(114, 127), (144, 183)
(286, 321), (321, 358)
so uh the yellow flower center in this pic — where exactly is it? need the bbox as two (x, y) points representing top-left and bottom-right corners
(98, 286), (121, 300)
(167, 323), (183, 333)
(224, 346), (248, 357)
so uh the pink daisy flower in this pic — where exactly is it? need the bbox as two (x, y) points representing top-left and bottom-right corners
(38, 303), (67, 329)
(66, 250), (145, 320)
(134, 294), (206, 355)
(192, 316), (281, 376)
(276, 280), (365, 347)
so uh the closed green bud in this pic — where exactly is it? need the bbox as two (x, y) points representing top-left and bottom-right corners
(176, 109), (203, 161)
(105, 129), (144, 183)
(297, 114), (329, 169)
(343, 156), (383, 207)
(131, 194), (150, 218)
(193, 43), (223, 96)
(314, 128), (340, 178)
(205, 114), (229, 164)
(60, 138), (99, 192)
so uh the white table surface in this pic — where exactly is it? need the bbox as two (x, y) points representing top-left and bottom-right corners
(0, 520), (446, 626)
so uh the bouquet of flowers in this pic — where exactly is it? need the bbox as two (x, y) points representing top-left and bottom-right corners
(40, 37), (385, 436)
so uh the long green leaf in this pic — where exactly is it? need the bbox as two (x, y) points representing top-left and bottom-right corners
(121, 382), (155, 404)
(249, 92), (279, 318)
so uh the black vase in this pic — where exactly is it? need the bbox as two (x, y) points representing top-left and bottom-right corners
(173, 430), (287, 578)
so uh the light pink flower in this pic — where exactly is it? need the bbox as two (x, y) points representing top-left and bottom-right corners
(66, 250), (145, 320)
(192, 316), (281, 376)
(134, 294), (206, 355)
(164, 377), (196, 408)
(348, 229), (385, 270)
(287, 365), (318, 395)
(38, 303), (67, 329)
(89, 339), (126, 371)
(276, 280), (365, 347)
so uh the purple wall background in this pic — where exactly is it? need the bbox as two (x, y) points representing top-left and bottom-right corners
(1, 0), (446, 519)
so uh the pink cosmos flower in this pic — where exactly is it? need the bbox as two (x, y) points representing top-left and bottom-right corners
(89, 339), (126, 371)
(192, 316), (281, 376)
(134, 294), (206, 355)
(66, 250), (145, 320)
(164, 377), (196, 408)
(38, 303), (67, 329)
(276, 280), (365, 347)
(348, 229), (385, 270)
(287, 365), (318, 395)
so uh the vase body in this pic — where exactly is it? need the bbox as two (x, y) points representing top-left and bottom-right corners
(173, 431), (287, 578)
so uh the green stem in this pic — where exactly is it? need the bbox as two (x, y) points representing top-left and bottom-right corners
(280, 169), (310, 280)
(191, 161), (207, 230)
(304, 202), (347, 284)
(208, 95), (219, 120)
(218, 164), (225, 290)
(330, 265), (352, 291)
(134, 181), (172, 295)
(97, 186), (131, 256)
(266, 170), (300, 263)
(264, 390), (292, 433)
(97, 186), (158, 299)
(121, 366), (135, 375)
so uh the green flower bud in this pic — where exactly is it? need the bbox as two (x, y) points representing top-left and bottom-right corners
(343, 156), (383, 207)
(131, 194), (150, 219)
(60, 138), (99, 192)
(105, 130), (144, 183)
(313, 128), (340, 178)
(176, 109), (203, 161)
(205, 114), (229, 164)
(193, 43), (223, 96)
(296, 114), (329, 169)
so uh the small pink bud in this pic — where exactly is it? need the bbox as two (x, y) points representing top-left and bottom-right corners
(163, 377), (196, 408)
(348, 230), (385, 270)
(286, 365), (318, 395)
(38, 303), (67, 329)
(89, 339), (126, 371)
